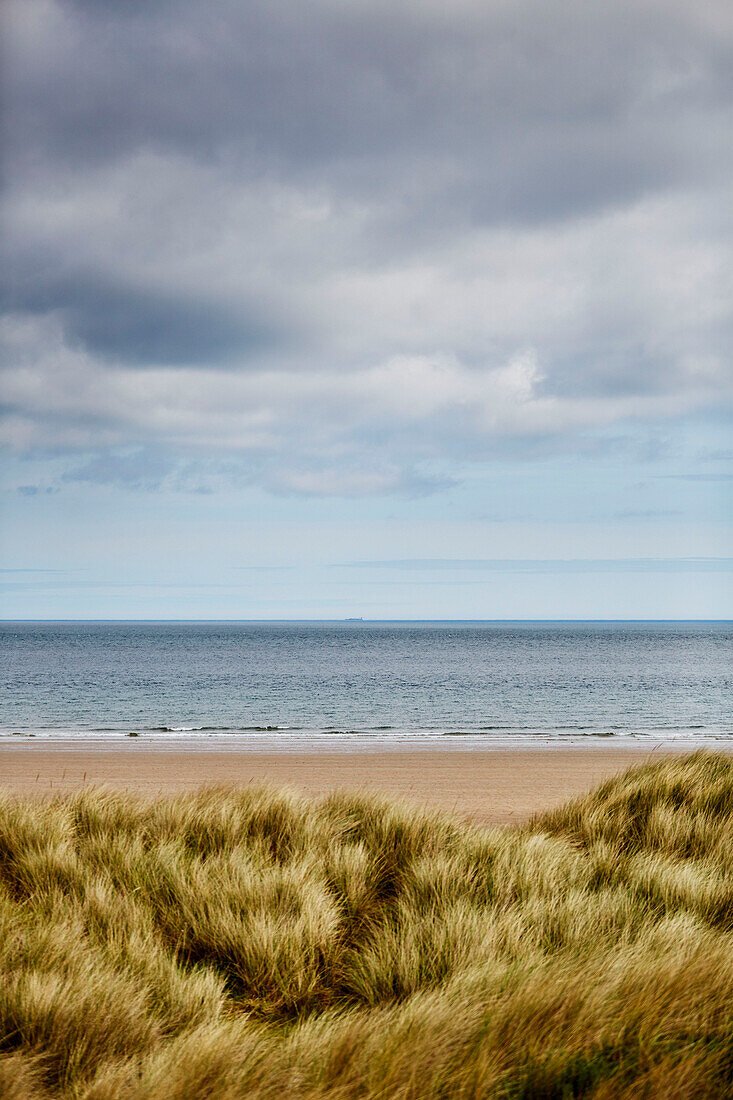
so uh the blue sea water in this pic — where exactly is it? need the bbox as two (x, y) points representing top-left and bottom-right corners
(1, 621), (731, 747)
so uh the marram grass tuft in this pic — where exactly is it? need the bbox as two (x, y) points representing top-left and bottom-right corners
(1, 751), (732, 1097)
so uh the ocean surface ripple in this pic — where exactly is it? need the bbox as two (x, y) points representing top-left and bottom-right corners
(1, 621), (731, 747)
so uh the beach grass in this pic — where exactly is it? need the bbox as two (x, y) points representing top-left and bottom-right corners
(1, 751), (732, 1098)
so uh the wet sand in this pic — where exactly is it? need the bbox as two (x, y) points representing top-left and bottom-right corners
(0, 743), (713, 824)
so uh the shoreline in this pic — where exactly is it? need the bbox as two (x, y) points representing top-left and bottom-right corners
(3, 741), (730, 825)
(2, 731), (729, 750)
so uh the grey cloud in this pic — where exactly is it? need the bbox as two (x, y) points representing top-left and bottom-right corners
(1, 0), (732, 494)
(335, 558), (733, 574)
(697, 449), (733, 462)
(613, 509), (682, 519)
(59, 449), (242, 494)
(261, 463), (455, 499)
(2, 276), (278, 365)
(48, 436), (457, 498)
(6, 1), (731, 220)
(695, 448), (730, 462)
(232, 566), (296, 573)
(61, 449), (176, 490)
(656, 474), (733, 482)
(0, 579), (254, 593)
(16, 484), (58, 496)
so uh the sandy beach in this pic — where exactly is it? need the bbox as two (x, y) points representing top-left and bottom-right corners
(0, 742), (719, 824)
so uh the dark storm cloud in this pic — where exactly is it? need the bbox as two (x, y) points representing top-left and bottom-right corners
(2, 273), (277, 364)
(7, 0), (731, 219)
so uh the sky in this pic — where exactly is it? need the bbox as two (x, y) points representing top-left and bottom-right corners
(1, 0), (731, 620)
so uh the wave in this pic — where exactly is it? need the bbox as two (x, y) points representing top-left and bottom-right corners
(241, 725), (301, 732)
(321, 729), (369, 736)
(149, 725), (226, 733)
(2, 723), (731, 743)
(146, 725), (300, 733)
(442, 725), (731, 738)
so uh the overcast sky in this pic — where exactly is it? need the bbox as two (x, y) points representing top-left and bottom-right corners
(1, 0), (731, 618)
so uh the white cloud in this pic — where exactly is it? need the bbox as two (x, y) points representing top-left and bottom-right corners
(2, 298), (728, 479)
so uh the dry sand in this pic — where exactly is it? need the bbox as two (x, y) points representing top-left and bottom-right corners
(0, 743), (716, 824)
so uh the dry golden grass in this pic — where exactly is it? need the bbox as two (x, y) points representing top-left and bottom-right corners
(1, 751), (732, 1098)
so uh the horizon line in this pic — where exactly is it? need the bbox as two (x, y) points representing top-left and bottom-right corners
(2, 618), (732, 625)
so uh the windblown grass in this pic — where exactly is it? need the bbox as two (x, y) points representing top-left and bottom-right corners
(1, 751), (732, 1098)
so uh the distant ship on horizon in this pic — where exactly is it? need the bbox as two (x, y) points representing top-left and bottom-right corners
(344, 617), (364, 622)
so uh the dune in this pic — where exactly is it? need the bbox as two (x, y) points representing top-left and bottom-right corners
(1, 751), (732, 1097)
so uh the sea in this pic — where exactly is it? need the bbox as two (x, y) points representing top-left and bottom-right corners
(1, 621), (731, 749)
